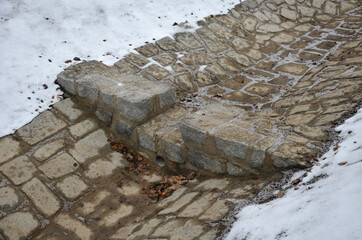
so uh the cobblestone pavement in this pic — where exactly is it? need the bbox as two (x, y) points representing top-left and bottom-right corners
(1, 0), (362, 239)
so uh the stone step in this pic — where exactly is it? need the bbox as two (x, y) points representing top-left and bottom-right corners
(56, 61), (176, 141)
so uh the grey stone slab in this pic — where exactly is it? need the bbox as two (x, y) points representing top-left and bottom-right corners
(0, 211), (39, 240)
(156, 37), (184, 52)
(68, 119), (98, 139)
(180, 103), (243, 146)
(226, 163), (246, 176)
(32, 139), (65, 162)
(69, 129), (109, 163)
(187, 149), (223, 174)
(56, 175), (88, 201)
(53, 98), (83, 122)
(0, 156), (37, 185)
(116, 120), (134, 139)
(22, 178), (61, 217)
(38, 152), (79, 179)
(196, 28), (228, 53)
(56, 60), (111, 94)
(0, 137), (22, 165)
(84, 152), (127, 180)
(16, 111), (67, 145)
(174, 32), (203, 50)
(0, 186), (21, 212)
(95, 110), (112, 126)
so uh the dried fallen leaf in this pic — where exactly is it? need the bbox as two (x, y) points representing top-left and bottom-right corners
(333, 144), (339, 151)
(338, 162), (347, 166)
(291, 178), (301, 185)
(275, 191), (285, 198)
(268, 188), (274, 192)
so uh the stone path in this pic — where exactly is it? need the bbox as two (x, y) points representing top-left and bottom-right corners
(0, 0), (361, 239)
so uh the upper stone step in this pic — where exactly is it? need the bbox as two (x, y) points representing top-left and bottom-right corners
(56, 61), (176, 125)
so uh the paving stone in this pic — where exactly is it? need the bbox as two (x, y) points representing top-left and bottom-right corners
(205, 64), (229, 80)
(39, 152), (79, 179)
(199, 199), (231, 221)
(187, 149), (224, 174)
(223, 91), (262, 105)
(152, 219), (203, 240)
(217, 57), (243, 74)
(145, 64), (171, 80)
(54, 98), (84, 122)
(69, 129), (109, 163)
(84, 152), (127, 180)
(172, 62), (188, 73)
(196, 28), (228, 53)
(55, 214), (93, 240)
(230, 38), (250, 52)
(226, 51), (252, 66)
(242, 16), (258, 32)
(135, 43), (159, 57)
(215, 15), (239, 29)
(200, 229), (218, 240)
(195, 178), (229, 191)
(254, 11), (269, 22)
(271, 33), (295, 44)
(22, 178), (61, 216)
(68, 119), (97, 139)
(151, 219), (183, 237)
(340, 2), (357, 13)
(174, 32), (203, 50)
(0, 137), (21, 165)
(286, 134), (309, 144)
(312, 0), (326, 8)
(0, 186), (21, 212)
(99, 204), (133, 227)
(276, 63), (308, 75)
(214, 124), (261, 161)
(0, 156), (37, 185)
(324, 1), (338, 15)
(208, 22), (233, 40)
(153, 53), (177, 66)
(298, 6), (317, 17)
(157, 187), (188, 208)
(171, 220), (204, 240)
(196, 72), (219, 87)
(16, 111), (67, 145)
(130, 218), (162, 239)
(32, 139), (65, 162)
(273, 144), (315, 168)
(56, 175), (88, 201)
(179, 192), (218, 217)
(285, 113), (316, 125)
(281, 8), (297, 20)
(117, 182), (141, 196)
(158, 192), (198, 215)
(258, 23), (284, 32)
(0, 211), (39, 240)
(245, 83), (278, 97)
(227, 162), (247, 176)
(125, 53), (150, 66)
(173, 73), (198, 92)
(110, 223), (140, 239)
(113, 59), (140, 74)
(156, 37), (184, 52)
(179, 52), (211, 66)
(78, 191), (111, 215)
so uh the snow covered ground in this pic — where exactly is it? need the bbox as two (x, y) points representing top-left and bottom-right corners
(226, 108), (362, 240)
(0, 0), (239, 137)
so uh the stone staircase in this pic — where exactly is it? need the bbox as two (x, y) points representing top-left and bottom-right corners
(57, 0), (361, 178)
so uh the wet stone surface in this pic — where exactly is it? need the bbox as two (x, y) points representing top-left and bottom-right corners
(1, 0), (362, 239)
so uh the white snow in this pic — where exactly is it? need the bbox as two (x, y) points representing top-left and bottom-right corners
(226, 108), (362, 240)
(0, 0), (239, 137)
